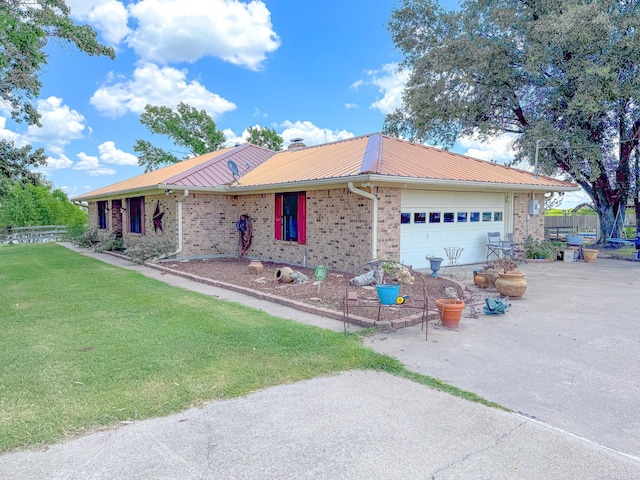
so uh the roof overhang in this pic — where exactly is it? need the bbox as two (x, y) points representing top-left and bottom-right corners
(74, 174), (579, 202)
(210, 174), (580, 194)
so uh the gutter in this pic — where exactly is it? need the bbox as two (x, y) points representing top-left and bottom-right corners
(161, 189), (189, 259)
(348, 182), (378, 261)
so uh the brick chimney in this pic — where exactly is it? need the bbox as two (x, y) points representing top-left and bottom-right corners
(288, 138), (306, 150)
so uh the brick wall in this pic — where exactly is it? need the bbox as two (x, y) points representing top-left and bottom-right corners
(513, 192), (545, 243)
(177, 187), (395, 272)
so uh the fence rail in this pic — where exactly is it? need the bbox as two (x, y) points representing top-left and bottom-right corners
(1, 225), (68, 244)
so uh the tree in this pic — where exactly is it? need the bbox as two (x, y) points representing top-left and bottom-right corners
(0, 180), (86, 227)
(134, 102), (227, 172)
(0, 0), (115, 126)
(246, 125), (283, 151)
(0, 139), (47, 188)
(385, 0), (640, 241)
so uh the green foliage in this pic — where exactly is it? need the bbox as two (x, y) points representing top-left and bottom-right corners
(66, 225), (97, 247)
(525, 236), (557, 260)
(0, 181), (87, 227)
(246, 125), (284, 151)
(385, 0), (640, 241)
(93, 232), (125, 253)
(124, 236), (175, 263)
(0, 140), (47, 186)
(0, 0), (115, 126)
(134, 102), (227, 172)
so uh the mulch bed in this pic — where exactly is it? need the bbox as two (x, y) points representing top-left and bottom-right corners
(157, 257), (463, 327)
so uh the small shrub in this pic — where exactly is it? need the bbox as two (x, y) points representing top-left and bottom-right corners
(124, 237), (174, 263)
(94, 233), (126, 253)
(525, 236), (557, 259)
(68, 226), (98, 247)
(491, 258), (519, 272)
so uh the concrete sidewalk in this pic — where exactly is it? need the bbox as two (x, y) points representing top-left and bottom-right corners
(1, 244), (639, 479)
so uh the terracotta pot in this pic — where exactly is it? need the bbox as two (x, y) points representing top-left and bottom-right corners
(248, 260), (264, 274)
(583, 248), (598, 263)
(474, 272), (490, 289)
(275, 267), (294, 283)
(495, 271), (527, 297)
(436, 299), (465, 329)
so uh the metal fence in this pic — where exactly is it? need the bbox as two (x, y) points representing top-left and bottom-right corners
(1, 225), (68, 244)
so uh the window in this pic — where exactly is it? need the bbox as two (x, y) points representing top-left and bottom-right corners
(400, 213), (411, 224)
(482, 211), (492, 221)
(457, 212), (467, 222)
(97, 201), (107, 229)
(429, 212), (441, 223)
(443, 212), (454, 223)
(494, 211), (503, 222)
(414, 212), (426, 223)
(470, 212), (480, 222)
(128, 197), (145, 234)
(275, 192), (306, 244)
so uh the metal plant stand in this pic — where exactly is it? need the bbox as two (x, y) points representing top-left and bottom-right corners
(443, 247), (466, 281)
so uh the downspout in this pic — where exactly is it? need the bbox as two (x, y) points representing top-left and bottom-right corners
(348, 182), (377, 261)
(162, 189), (189, 259)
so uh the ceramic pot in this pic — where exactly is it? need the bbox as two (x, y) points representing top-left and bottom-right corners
(248, 260), (264, 274)
(474, 272), (490, 289)
(583, 249), (598, 263)
(436, 299), (465, 329)
(495, 271), (527, 297)
(276, 267), (294, 283)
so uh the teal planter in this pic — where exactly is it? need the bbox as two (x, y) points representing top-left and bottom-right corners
(376, 284), (400, 305)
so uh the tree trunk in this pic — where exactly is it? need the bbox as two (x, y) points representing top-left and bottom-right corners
(594, 201), (616, 244)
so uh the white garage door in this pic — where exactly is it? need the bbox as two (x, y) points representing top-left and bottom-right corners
(400, 190), (506, 269)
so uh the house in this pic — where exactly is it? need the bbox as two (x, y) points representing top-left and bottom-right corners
(73, 133), (579, 271)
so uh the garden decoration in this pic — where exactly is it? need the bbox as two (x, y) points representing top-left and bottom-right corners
(153, 200), (164, 233)
(484, 296), (511, 315)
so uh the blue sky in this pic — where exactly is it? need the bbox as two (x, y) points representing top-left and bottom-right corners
(0, 0), (586, 207)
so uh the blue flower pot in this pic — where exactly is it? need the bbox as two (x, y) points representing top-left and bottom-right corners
(376, 284), (400, 305)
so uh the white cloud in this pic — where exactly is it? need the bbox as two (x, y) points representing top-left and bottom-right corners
(366, 63), (411, 115)
(126, 0), (280, 69)
(67, 0), (130, 45)
(457, 133), (517, 164)
(350, 79), (364, 90)
(98, 141), (138, 165)
(557, 190), (592, 210)
(0, 117), (21, 144)
(26, 97), (86, 149)
(223, 128), (245, 147)
(345, 103), (359, 109)
(90, 63), (237, 118)
(74, 152), (117, 176)
(280, 120), (354, 146)
(46, 154), (74, 170)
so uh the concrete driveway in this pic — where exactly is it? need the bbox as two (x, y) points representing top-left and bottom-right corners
(1, 245), (639, 479)
(364, 258), (640, 458)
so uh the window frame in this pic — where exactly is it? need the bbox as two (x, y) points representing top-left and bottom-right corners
(97, 201), (108, 230)
(274, 192), (306, 244)
(127, 196), (145, 234)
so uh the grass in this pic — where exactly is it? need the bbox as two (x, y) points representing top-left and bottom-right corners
(0, 244), (503, 452)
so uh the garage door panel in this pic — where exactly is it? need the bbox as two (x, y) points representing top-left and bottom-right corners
(400, 190), (505, 268)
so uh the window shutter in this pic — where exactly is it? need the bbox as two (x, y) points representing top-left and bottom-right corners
(274, 194), (282, 240)
(297, 193), (306, 245)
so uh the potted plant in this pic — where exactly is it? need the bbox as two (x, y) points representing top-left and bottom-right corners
(436, 285), (466, 329)
(492, 258), (527, 298)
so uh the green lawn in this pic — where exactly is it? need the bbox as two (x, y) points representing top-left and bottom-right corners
(0, 244), (500, 452)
